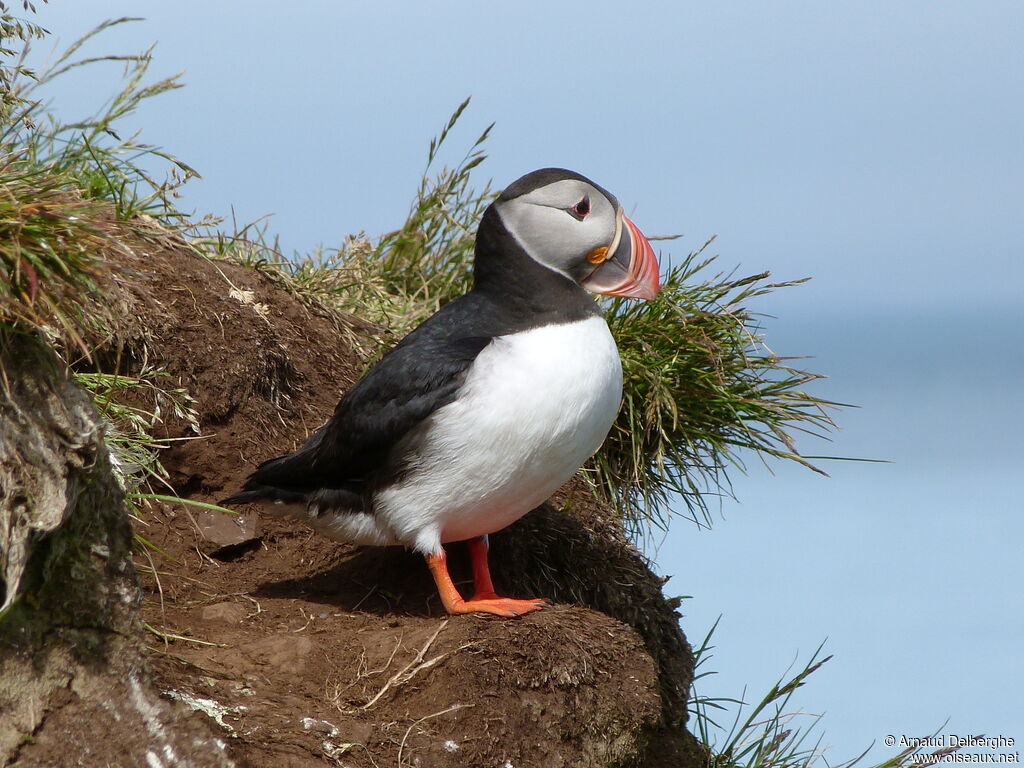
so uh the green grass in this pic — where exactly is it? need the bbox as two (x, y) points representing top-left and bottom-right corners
(0, 16), (213, 536)
(13, 17), (198, 221)
(690, 622), (962, 768)
(0, 161), (115, 353)
(73, 368), (199, 495)
(599, 251), (839, 534)
(0, 16), (197, 354)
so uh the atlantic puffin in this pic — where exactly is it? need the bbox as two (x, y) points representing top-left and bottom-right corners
(222, 168), (660, 617)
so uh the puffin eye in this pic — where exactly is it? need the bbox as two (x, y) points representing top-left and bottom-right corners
(568, 196), (590, 220)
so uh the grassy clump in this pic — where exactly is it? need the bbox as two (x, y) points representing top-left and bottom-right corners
(13, 17), (197, 222)
(370, 98), (492, 328)
(73, 368), (199, 494)
(1, 16), (196, 353)
(0, 163), (116, 351)
(690, 624), (961, 768)
(0, 16), (202, 501)
(601, 251), (835, 533)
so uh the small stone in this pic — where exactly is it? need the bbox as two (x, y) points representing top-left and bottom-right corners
(197, 509), (258, 547)
(200, 602), (247, 623)
(242, 634), (313, 670)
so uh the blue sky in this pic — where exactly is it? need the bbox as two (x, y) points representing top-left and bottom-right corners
(26, 1), (1024, 759)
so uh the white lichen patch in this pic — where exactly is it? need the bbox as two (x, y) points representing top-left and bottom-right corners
(323, 741), (357, 760)
(443, 740), (460, 752)
(130, 675), (180, 764)
(301, 717), (340, 737)
(165, 689), (246, 734)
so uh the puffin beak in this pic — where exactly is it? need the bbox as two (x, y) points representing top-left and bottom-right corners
(581, 212), (660, 300)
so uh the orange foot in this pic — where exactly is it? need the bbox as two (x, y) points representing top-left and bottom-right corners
(425, 545), (550, 619)
(447, 596), (549, 618)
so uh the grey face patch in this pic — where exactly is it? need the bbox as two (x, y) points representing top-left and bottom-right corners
(494, 178), (620, 282)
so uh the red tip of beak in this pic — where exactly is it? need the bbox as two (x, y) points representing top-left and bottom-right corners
(603, 216), (660, 300)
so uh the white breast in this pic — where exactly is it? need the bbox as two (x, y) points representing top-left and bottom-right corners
(374, 316), (622, 554)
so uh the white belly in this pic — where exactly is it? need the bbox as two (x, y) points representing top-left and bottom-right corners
(374, 316), (622, 554)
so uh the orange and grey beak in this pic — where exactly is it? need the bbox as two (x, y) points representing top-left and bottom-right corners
(581, 212), (660, 300)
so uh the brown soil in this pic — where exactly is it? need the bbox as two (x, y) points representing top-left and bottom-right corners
(15, 228), (701, 767)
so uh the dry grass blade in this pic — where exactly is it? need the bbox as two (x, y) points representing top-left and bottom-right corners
(396, 703), (473, 768)
(358, 621), (473, 711)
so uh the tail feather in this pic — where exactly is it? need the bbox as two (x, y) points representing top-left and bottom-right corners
(220, 427), (368, 513)
(219, 484), (308, 507)
(220, 431), (324, 507)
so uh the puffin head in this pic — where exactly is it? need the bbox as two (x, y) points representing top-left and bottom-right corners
(489, 168), (660, 300)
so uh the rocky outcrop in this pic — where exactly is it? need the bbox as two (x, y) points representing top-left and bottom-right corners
(0, 333), (233, 767)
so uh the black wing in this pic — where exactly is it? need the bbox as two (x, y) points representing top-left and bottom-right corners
(221, 298), (493, 508)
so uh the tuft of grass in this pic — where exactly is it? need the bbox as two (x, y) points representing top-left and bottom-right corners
(690, 623), (961, 768)
(0, 165), (118, 352)
(1, 19), (216, 555)
(71, 366), (216, 557)
(371, 97), (493, 330)
(73, 368), (199, 495)
(11, 17), (199, 221)
(1, 18), (199, 352)
(596, 244), (839, 534)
